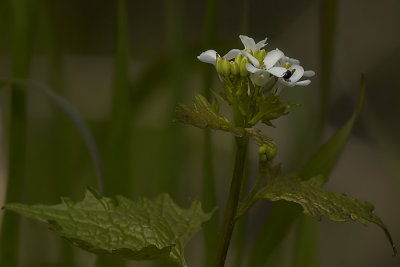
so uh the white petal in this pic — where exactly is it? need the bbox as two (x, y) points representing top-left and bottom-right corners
(278, 79), (296, 87)
(224, 49), (241, 60)
(245, 63), (261, 74)
(295, 80), (311, 86)
(239, 35), (256, 51)
(267, 67), (288, 77)
(289, 57), (300, 65)
(197, 50), (217, 65)
(289, 65), (304, 82)
(241, 51), (260, 67)
(303, 70), (315, 77)
(255, 37), (268, 51)
(264, 49), (284, 69)
(250, 71), (270, 86)
(280, 56), (289, 64)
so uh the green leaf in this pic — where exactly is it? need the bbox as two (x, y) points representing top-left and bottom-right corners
(258, 93), (295, 127)
(256, 175), (396, 254)
(249, 76), (368, 266)
(175, 94), (275, 147)
(3, 188), (213, 266)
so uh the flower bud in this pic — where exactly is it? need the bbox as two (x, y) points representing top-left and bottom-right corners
(230, 61), (239, 76)
(258, 144), (267, 155)
(259, 49), (267, 59)
(266, 145), (277, 160)
(235, 54), (243, 66)
(259, 144), (277, 162)
(216, 58), (231, 76)
(239, 57), (248, 77)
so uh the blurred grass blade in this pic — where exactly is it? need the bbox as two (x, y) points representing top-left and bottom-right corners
(40, 1), (76, 264)
(104, 0), (131, 196)
(316, 0), (339, 144)
(293, 2), (339, 265)
(159, 0), (186, 202)
(201, 0), (218, 265)
(299, 75), (365, 179)
(292, 216), (318, 267)
(100, 0), (131, 266)
(248, 201), (302, 267)
(248, 76), (365, 266)
(0, 79), (104, 192)
(0, 1), (36, 266)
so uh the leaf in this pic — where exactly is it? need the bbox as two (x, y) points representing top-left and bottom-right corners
(249, 75), (369, 266)
(175, 94), (275, 147)
(3, 188), (213, 266)
(256, 175), (396, 254)
(259, 93), (295, 127)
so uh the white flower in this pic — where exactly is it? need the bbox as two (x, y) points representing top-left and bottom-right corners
(239, 35), (268, 53)
(245, 48), (286, 86)
(246, 48), (315, 87)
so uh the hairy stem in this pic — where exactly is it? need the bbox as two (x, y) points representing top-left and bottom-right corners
(213, 136), (248, 266)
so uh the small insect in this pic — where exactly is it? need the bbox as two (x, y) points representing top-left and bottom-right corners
(282, 69), (296, 80)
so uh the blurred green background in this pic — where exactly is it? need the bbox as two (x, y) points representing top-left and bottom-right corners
(0, 0), (399, 266)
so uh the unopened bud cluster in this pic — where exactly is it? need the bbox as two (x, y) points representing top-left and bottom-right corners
(216, 55), (249, 78)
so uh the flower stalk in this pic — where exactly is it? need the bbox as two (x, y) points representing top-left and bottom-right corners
(213, 136), (249, 267)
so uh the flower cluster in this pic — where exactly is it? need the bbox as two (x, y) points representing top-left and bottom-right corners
(198, 35), (315, 89)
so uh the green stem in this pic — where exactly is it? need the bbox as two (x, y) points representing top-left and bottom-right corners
(213, 137), (248, 267)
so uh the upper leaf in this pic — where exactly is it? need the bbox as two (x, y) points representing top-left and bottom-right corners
(3, 188), (213, 266)
(175, 94), (275, 147)
(256, 175), (396, 254)
(258, 93), (295, 127)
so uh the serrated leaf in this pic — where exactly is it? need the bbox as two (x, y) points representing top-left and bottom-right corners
(175, 94), (275, 147)
(256, 175), (396, 254)
(249, 76), (372, 266)
(4, 188), (213, 266)
(259, 93), (295, 127)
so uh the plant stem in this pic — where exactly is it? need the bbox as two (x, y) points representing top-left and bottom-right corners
(213, 136), (248, 267)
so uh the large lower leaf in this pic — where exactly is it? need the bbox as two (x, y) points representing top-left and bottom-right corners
(3, 188), (213, 267)
(256, 175), (396, 254)
(175, 94), (275, 147)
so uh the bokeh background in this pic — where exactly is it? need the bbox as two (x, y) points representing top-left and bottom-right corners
(0, 0), (399, 266)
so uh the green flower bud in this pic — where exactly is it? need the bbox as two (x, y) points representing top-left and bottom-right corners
(235, 54), (243, 66)
(222, 58), (231, 76)
(266, 145), (277, 160)
(216, 57), (223, 74)
(244, 49), (252, 55)
(230, 61), (239, 76)
(259, 144), (277, 162)
(258, 144), (267, 155)
(239, 57), (248, 77)
(259, 49), (267, 59)
(216, 58), (231, 76)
